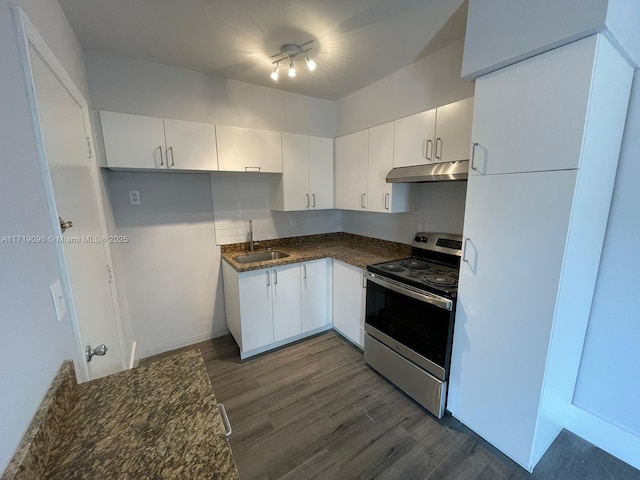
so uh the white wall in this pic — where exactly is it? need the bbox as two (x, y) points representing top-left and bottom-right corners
(336, 39), (474, 136)
(570, 71), (640, 464)
(84, 50), (336, 138)
(343, 182), (467, 243)
(0, 0), (86, 472)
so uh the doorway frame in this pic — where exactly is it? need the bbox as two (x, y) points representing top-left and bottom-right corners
(11, 5), (131, 381)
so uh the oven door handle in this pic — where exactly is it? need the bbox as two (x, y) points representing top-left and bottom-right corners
(366, 273), (453, 311)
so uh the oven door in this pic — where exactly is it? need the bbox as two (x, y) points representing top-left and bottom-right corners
(364, 273), (454, 381)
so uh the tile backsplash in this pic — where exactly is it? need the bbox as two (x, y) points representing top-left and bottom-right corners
(210, 173), (341, 245)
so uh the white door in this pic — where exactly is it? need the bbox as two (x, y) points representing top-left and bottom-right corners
(216, 125), (283, 173)
(308, 136), (334, 209)
(393, 108), (437, 167)
(367, 122), (394, 213)
(332, 260), (365, 348)
(335, 130), (369, 211)
(272, 264), (302, 342)
(163, 119), (218, 171)
(434, 98), (474, 163)
(281, 133), (311, 210)
(301, 259), (329, 332)
(239, 268), (274, 351)
(29, 46), (126, 379)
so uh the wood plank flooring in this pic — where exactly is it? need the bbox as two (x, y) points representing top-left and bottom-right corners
(143, 332), (640, 480)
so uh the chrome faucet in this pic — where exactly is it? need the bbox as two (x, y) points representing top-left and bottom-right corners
(249, 220), (254, 252)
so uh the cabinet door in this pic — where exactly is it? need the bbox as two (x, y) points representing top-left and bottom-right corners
(272, 264), (302, 342)
(100, 111), (165, 169)
(332, 260), (365, 348)
(434, 98), (474, 163)
(216, 125), (283, 173)
(393, 109), (436, 167)
(470, 37), (596, 175)
(238, 268), (274, 351)
(335, 130), (368, 211)
(449, 170), (577, 468)
(163, 118), (218, 171)
(309, 136), (334, 210)
(281, 133), (310, 210)
(301, 259), (330, 332)
(367, 122), (394, 213)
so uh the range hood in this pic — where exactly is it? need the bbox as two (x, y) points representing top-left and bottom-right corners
(386, 160), (469, 183)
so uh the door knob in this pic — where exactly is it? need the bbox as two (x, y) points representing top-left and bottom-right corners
(86, 344), (108, 362)
(59, 217), (73, 233)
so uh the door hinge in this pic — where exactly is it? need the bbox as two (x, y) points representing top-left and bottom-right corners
(86, 137), (93, 158)
(106, 264), (114, 283)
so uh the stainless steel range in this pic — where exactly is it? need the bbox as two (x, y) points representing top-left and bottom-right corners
(364, 232), (462, 418)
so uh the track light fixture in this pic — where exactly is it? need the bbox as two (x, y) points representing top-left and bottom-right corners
(269, 40), (317, 81)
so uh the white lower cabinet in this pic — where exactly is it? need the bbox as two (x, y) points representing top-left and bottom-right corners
(222, 260), (332, 359)
(331, 260), (366, 348)
(301, 259), (331, 331)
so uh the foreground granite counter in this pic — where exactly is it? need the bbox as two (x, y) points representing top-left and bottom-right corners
(222, 232), (411, 272)
(2, 351), (238, 480)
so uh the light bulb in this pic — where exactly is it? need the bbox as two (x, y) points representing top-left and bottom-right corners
(306, 56), (317, 71)
(288, 63), (296, 77)
(270, 67), (279, 81)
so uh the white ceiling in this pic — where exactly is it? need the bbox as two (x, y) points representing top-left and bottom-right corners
(59, 0), (468, 100)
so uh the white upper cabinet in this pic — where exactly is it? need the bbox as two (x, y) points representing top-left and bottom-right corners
(270, 133), (334, 211)
(470, 42), (594, 176)
(434, 97), (474, 163)
(393, 109), (436, 167)
(335, 125), (411, 213)
(367, 122), (410, 213)
(100, 111), (218, 171)
(163, 118), (218, 171)
(393, 98), (474, 168)
(335, 130), (369, 211)
(216, 125), (283, 173)
(308, 136), (334, 210)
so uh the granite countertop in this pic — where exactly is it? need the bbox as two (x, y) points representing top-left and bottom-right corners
(221, 232), (411, 272)
(3, 351), (238, 480)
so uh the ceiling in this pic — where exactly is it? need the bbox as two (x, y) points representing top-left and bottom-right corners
(59, 0), (468, 100)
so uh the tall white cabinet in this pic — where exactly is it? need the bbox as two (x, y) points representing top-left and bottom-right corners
(448, 35), (633, 472)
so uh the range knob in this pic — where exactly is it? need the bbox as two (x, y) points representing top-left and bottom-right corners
(414, 235), (421, 242)
(420, 236), (428, 242)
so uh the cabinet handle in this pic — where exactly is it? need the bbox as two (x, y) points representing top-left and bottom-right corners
(426, 139), (433, 161)
(471, 142), (479, 171)
(273, 269), (278, 285)
(312, 194), (316, 208)
(384, 193), (390, 211)
(303, 264), (307, 279)
(245, 166), (261, 172)
(435, 137), (442, 160)
(462, 238), (471, 264)
(362, 273), (367, 289)
(306, 193), (310, 208)
(168, 146), (175, 168)
(266, 271), (270, 286)
(361, 193), (366, 209)
(158, 145), (164, 166)
(218, 403), (232, 437)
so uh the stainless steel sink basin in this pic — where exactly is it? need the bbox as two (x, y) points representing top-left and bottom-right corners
(233, 251), (290, 264)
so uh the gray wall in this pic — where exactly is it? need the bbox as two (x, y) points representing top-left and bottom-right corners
(0, 0), (87, 472)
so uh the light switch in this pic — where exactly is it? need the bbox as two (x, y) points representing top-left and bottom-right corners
(49, 279), (68, 322)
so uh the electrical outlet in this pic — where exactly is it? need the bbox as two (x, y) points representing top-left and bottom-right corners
(49, 279), (68, 322)
(129, 190), (141, 205)
(289, 215), (300, 226)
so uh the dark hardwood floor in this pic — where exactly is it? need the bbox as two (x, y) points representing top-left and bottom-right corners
(143, 332), (640, 480)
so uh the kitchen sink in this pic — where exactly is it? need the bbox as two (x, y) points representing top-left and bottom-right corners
(233, 251), (290, 264)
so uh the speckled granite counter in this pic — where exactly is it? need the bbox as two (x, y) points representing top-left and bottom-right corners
(222, 232), (411, 272)
(2, 351), (238, 480)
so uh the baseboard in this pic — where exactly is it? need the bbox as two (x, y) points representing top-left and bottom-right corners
(565, 404), (640, 471)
